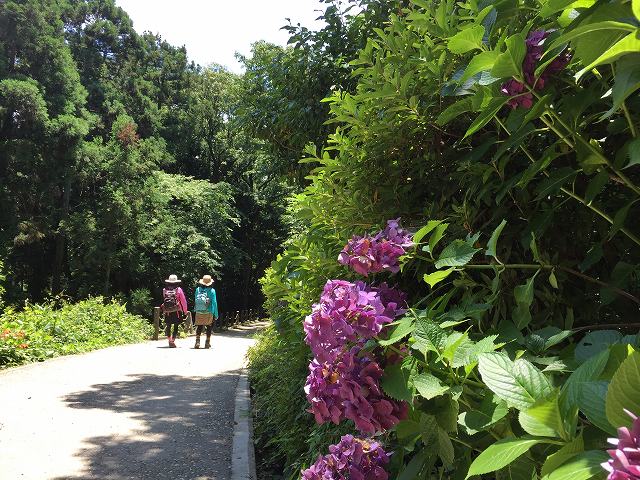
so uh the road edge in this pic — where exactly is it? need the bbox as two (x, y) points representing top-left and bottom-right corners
(231, 369), (257, 480)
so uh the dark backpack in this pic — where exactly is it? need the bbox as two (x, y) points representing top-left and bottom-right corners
(163, 288), (180, 313)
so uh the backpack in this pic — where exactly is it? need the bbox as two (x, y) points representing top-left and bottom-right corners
(195, 287), (211, 313)
(163, 287), (180, 313)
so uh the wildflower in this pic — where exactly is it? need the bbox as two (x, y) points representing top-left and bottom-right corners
(339, 219), (414, 276)
(501, 29), (571, 109)
(602, 409), (640, 479)
(301, 434), (390, 480)
(303, 280), (406, 362)
(18, 343), (28, 349)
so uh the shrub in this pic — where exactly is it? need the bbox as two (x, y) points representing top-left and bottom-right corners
(127, 288), (153, 318)
(0, 297), (153, 368)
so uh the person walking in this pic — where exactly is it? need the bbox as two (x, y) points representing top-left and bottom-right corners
(161, 274), (188, 348)
(193, 275), (218, 349)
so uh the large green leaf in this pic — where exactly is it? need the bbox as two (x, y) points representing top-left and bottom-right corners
(461, 51), (500, 82)
(584, 170), (610, 204)
(549, 21), (636, 49)
(448, 25), (486, 54)
(544, 450), (609, 480)
(429, 223), (450, 253)
(486, 219), (507, 258)
(459, 393), (508, 434)
(606, 350), (640, 428)
(466, 436), (546, 477)
(519, 393), (565, 438)
(436, 98), (473, 126)
(379, 316), (414, 346)
(559, 349), (610, 417)
(435, 239), (481, 268)
(414, 314), (447, 352)
(578, 381), (615, 434)
(513, 273), (538, 330)
(381, 363), (413, 402)
(541, 436), (584, 476)
(497, 456), (538, 480)
(534, 168), (578, 200)
(577, 30), (640, 79)
(424, 268), (456, 288)
(479, 352), (553, 410)
(463, 96), (509, 139)
(413, 220), (443, 244)
(413, 372), (449, 399)
(491, 33), (527, 79)
(452, 334), (498, 368)
(436, 428), (455, 466)
(575, 330), (623, 362)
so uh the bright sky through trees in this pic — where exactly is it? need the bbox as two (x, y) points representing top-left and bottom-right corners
(115, 0), (327, 72)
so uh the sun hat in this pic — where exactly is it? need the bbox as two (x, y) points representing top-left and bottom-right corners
(198, 275), (214, 286)
(165, 274), (181, 283)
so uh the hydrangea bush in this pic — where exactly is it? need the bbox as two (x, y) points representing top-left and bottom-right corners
(252, 0), (640, 478)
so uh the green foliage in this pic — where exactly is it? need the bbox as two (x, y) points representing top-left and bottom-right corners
(0, 297), (152, 368)
(250, 0), (640, 477)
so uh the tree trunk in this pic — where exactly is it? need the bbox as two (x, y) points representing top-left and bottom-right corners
(52, 172), (71, 295)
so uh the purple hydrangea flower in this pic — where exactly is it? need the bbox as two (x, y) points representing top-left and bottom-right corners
(304, 345), (408, 434)
(303, 280), (406, 363)
(602, 409), (640, 479)
(339, 219), (414, 276)
(501, 29), (572, 109)
(301, 435), (390, 480)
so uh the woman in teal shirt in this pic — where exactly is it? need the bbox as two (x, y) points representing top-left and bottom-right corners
(193, 275), (219, 349)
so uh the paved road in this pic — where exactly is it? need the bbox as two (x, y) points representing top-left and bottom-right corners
(0, 323), (265, 480)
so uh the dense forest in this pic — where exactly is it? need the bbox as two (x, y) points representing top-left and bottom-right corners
(0, 0), (299, 312)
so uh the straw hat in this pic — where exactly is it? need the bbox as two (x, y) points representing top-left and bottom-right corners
(165, 274), (181, 284)
(198, 275), (214, 286)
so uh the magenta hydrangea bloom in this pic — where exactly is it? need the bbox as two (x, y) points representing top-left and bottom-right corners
(301, 435), (390, 480)
(303, 280), (406, 362)
(501, 29), (572, 109)
(339, 219), (414, 276)
(305, 345), (408, 434)
(602, 410), (640, 479)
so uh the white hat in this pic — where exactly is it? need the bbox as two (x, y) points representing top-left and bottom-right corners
(199, 275), (214, 286)
(165, 274), (181, 283)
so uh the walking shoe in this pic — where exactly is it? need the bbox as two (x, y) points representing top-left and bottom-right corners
(169, 337), (176, 348)
(204, 338), (211, 349)
(194, 337), (201, 349)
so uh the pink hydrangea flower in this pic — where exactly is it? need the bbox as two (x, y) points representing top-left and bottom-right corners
(304, 345), (408, 434)
(301, 435), (390, 480)
(602, 410), (640, 479)
(339, 219), (414, 276)
(303, 280), (406, 363)
(501, 29), (572, 109)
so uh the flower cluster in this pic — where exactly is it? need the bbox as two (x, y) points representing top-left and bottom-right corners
(338, 219), (413, 276)
(501, 30), (572, 109)
(602, 409), (640, 479)
(305, 344), (408, 434)
(302, 435), (390, 480)
(303, 280), (406, 363)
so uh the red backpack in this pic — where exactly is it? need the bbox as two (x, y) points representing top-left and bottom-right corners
(163, 287), (180, 313)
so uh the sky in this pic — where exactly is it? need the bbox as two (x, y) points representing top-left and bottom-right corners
(115, 0), (327, 72)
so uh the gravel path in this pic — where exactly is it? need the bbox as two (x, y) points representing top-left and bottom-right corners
(0, 323), (265, 480)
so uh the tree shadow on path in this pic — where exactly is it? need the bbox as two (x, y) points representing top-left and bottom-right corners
(54, 370), (241, 480)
